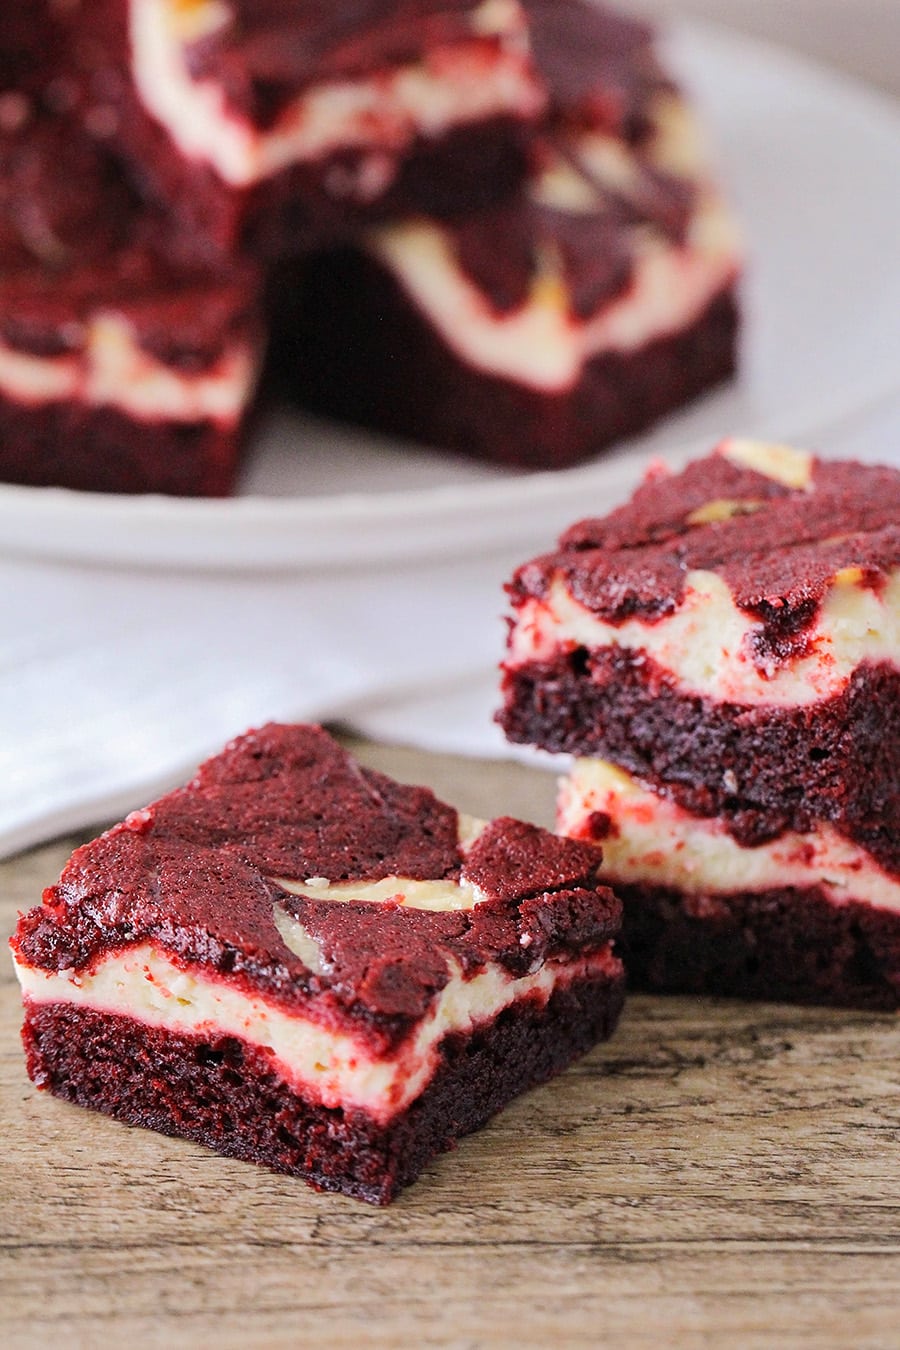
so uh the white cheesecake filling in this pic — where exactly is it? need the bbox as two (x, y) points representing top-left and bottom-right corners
(0, 314), (257, 424)
(130, 0), (542, 189)
(14, 940), (615, 1122)
(275, 873), (487, 913)
(508, 563), (900, 708)
(272, 813), (492, 914)
(371, 191), (738, 392)
(368, 89), (740, 391)
(721, 438), (814, 489)
(559, 759), (900, 912)
(509, 441), (900, 702)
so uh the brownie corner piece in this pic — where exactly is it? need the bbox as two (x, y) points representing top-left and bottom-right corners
(0, 97), (263, 495)
(11, 723), (624, 1204)
(275, 0), (740, 468)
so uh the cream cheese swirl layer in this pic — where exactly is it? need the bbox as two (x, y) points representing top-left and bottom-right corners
(0, 317), (256, 424)
(371, 194), (738, 391)
(14, 943), (616, 1123)
(508, 566), (900, 709)
(368, 93), (741, 391)
(130, 0), (542, 188)
(559, 759), (900, 911)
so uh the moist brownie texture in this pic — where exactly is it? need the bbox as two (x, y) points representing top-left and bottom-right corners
(275, 0), (740, 468)
(11, 724), (624, 1204)
(0, 99), (262, 494)
(500, 439), (900, 1007)
(61, 0), (545, 258)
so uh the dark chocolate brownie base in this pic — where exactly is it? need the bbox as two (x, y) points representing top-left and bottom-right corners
(612, 881), (900, 1010)
(22, 968), (625, 1204)
(0, 396), (246, 496)
(500, 652), (900, 870)
(272, 245), (738, 469)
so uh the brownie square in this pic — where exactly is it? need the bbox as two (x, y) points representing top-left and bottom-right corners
(11, 724), (624, 1203)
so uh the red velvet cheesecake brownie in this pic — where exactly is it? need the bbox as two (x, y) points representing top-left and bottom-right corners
(500, 440), (900, 1006)
(62, 0), (545, 259)
(278, 0), (740, 468)
(11, 724), (624, 1204)
(0, 101), (262, 495)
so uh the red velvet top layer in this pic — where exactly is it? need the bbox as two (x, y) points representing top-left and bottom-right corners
(13, 725), (621, 1051)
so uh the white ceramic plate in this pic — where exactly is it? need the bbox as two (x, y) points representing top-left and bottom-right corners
(3, 21), (899, 572)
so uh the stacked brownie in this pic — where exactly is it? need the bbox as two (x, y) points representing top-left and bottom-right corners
(0, 0), (740, 492)
(11, 723), (624, 1203)
(499, 439), (900, 1008)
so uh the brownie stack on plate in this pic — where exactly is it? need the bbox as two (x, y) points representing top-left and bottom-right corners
(0, 0), (740, 493)
(499, 438), (900, 1009)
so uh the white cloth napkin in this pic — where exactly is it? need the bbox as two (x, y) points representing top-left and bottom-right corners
(0, 542), (520, 855)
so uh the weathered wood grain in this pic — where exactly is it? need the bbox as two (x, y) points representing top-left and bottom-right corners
(2, 745), (899, 1349)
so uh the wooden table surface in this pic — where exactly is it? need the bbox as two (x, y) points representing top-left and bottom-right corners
(3, 739), (899, 1349)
